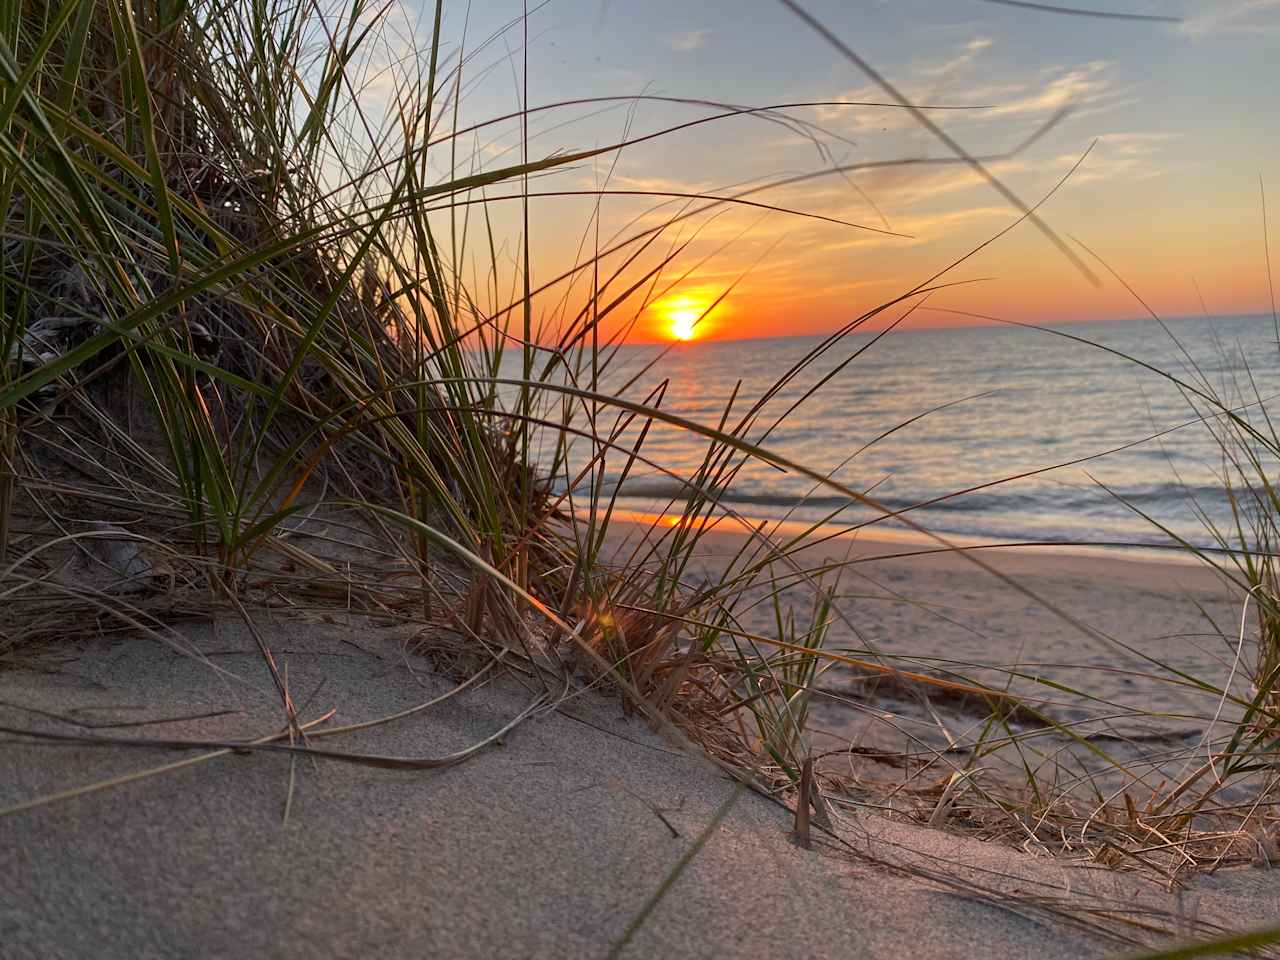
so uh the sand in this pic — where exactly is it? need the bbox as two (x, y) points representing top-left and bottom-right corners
(604, 518), (1252, 804)
(2, 526), (1276, 959)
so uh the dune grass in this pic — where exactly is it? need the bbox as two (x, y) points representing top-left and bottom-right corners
(4, 8), (1280, 949)
(0, 0), (905, 791)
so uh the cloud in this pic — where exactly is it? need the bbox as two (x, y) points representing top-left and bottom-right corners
(916, 37), (994, 80)
(603, 172), (720, 195)
(1048, 132), (1182, 184)
(816, 159), (1028, 209)
(667, 29), (710, 52)
(983, 61), (1113, 118)
(1179, 0), (1280, 37)
(815, 37), (1000, 132)
(816, 50), (1119, 142)
(814, 90), (996, 136)
(813, 206), (1014, 251)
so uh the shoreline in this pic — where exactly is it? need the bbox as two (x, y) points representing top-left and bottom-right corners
(605, 505), (1243, 796)
(0, 503), (1265, 958)
(608, 507), (1218, 569)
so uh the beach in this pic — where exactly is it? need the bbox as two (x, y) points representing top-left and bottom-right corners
(2, 523), (1269, 958)
(5, 0), (1277, 954)
(607, 516), (1250, 812)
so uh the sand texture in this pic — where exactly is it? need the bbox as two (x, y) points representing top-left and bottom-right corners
(2, 565), (1277, 960)
(607, 522), (1252, 807)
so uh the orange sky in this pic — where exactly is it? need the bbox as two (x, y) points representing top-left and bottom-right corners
(422, 1), (1279, 345)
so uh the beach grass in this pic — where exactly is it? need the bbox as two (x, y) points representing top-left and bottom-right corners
(4, 5), (1280, 953)
(0, 0), (871, 787)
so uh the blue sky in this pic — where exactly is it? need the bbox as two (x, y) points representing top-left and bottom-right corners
(375, 1), (1279, 340)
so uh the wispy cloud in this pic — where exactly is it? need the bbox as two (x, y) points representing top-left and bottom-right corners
(1048, 132), (1181, 184)
(667, 29), (710, 52)
(1179, 0), (1280, 37)
(814, 205), (1014, 251)
(984, 61), (1113, 118)
(815, 37), (1000, 131)
(850, 160), (1028, 208)
(916, 37), (994, 80)
(815, 40), (1119, 142)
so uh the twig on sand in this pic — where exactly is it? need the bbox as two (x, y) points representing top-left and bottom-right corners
(794, 755), (814, 848)
(0, 657), (512, 817)
(0, 699), (240, 729)
(0, 710), (336, 818)
(0, 692), (546, 771)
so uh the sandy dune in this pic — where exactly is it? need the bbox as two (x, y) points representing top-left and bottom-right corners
(2, 546), (1275, 960)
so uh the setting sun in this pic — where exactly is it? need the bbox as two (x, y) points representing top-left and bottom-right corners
(669, 308), (698, 341)
(656, 293), (714, 342)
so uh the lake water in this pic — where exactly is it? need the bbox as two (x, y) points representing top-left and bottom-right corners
(525, 314), (1280, 552)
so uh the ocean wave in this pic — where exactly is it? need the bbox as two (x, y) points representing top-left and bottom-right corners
(602, 478), (1232, 513)
(537, 315), (1280, 549)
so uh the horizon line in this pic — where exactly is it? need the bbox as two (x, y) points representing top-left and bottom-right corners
(619, 309), (1276, 347)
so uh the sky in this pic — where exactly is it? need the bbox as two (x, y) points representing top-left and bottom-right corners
(372, 0), (1280, 342)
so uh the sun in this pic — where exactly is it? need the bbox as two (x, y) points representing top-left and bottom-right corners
(669, 308), (699, 342)
(657, 294), (709, 342)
